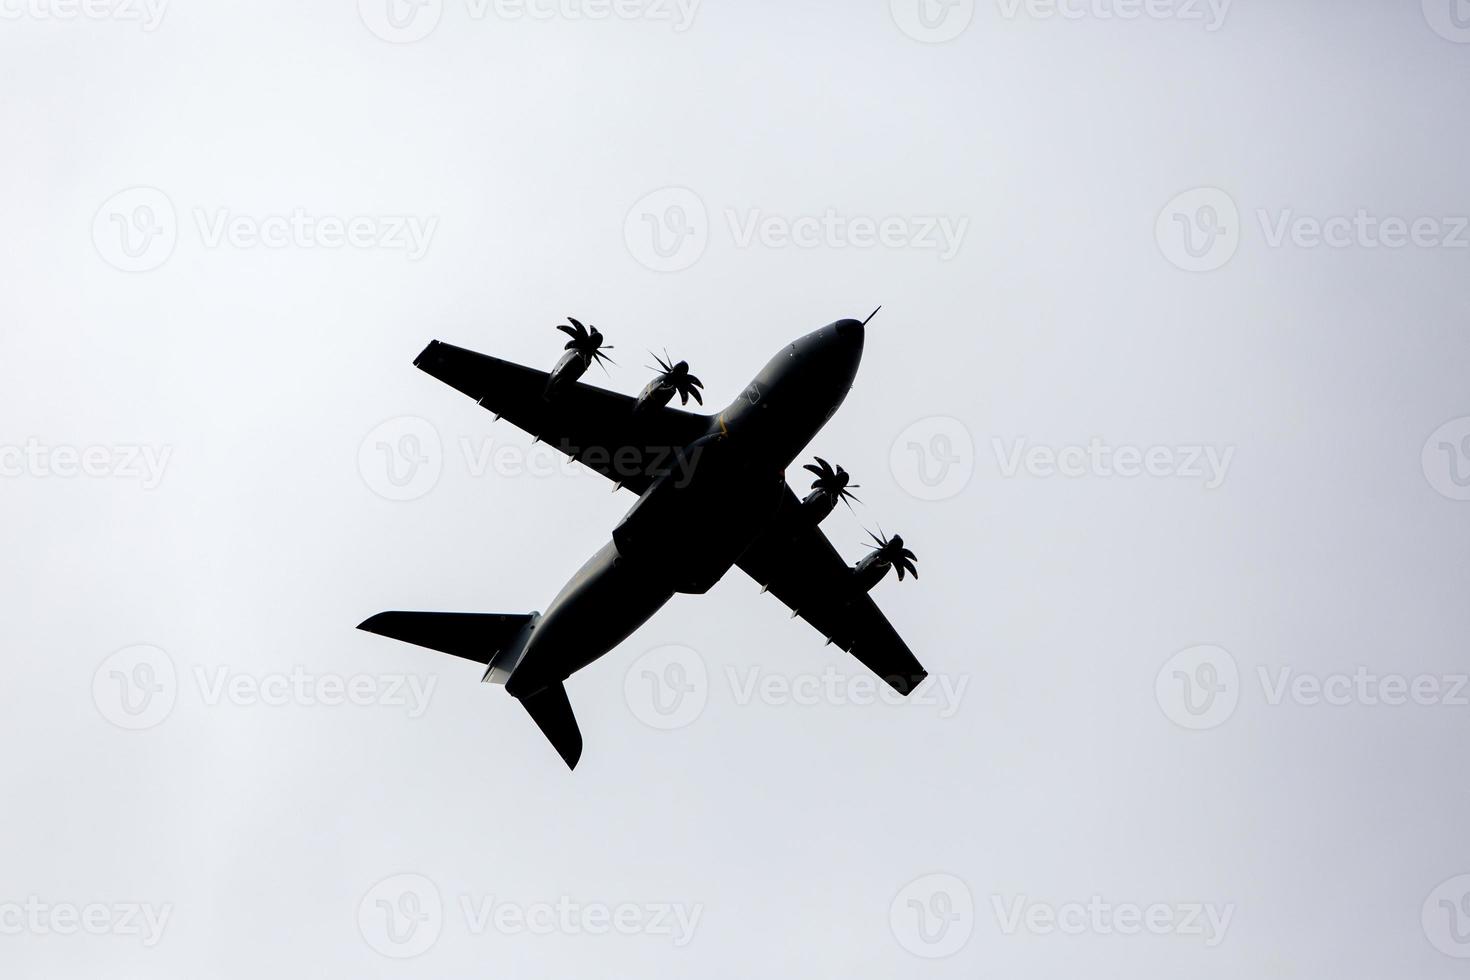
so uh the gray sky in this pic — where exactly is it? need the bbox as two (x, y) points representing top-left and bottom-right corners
(4, 1), (1470, 977)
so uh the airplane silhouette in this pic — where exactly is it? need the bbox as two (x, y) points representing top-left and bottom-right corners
(359, 313), (926, 769)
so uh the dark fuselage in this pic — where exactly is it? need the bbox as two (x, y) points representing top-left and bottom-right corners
(503, 318), (865, 700)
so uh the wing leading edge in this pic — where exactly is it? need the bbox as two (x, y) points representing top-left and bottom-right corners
(415, 340), (713, 495)
(736, 486), (927, 694)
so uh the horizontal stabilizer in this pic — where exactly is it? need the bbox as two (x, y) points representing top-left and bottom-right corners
(519, 682), (583, 770)
(358, 611), (534, 664)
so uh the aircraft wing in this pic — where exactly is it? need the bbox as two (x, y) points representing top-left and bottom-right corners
(735, 486), (927, 694)
(415, 340), (713, 495)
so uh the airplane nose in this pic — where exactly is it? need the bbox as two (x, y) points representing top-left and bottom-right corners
(833, 318), (864, 343)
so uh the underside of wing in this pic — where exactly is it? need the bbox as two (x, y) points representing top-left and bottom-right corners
(736, 487), (927, 694)
(415, 340), (713, 494)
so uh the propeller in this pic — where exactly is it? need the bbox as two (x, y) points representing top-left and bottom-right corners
(863, 528), (919, 581)
(802, 457), (860, 510)
(647, 349), (704, 405)
(556, 317), (615, 373)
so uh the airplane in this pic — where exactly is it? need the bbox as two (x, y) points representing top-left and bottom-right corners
(358, 312), (926, 769)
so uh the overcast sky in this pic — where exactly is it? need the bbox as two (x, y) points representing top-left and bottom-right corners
(4, 1), (1470, 977)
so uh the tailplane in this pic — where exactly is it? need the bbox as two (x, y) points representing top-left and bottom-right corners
(357, 610), (538, 681)
(358, 610), (581, 768)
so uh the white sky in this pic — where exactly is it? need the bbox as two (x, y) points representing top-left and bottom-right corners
(3, 1), (1470, 977)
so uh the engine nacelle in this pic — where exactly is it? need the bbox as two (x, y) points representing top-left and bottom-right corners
(850, 553), (889, 594)
(798, 489), (838, 526)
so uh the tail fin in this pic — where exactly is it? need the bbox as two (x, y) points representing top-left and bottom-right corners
(518, 682), (583, 770)
(359, 610), (581, 769)
(357, 611), (537, 677)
